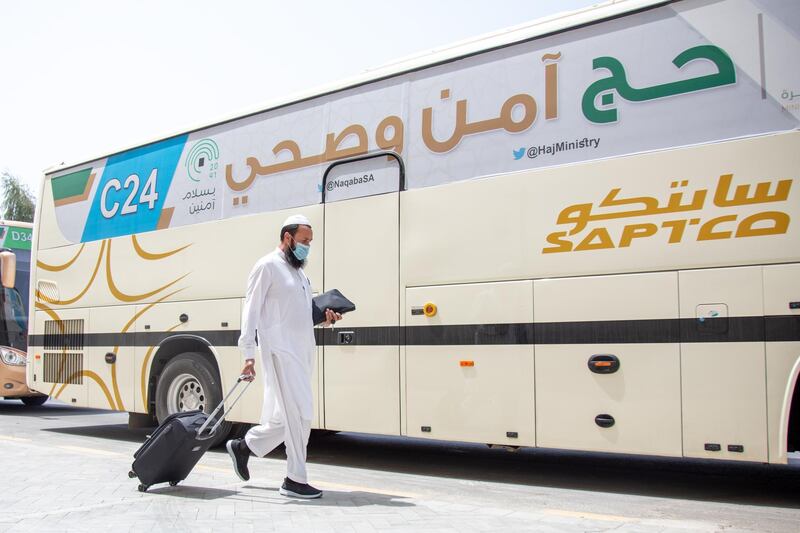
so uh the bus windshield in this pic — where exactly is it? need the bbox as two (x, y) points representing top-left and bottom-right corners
(0, 287), (27, 351)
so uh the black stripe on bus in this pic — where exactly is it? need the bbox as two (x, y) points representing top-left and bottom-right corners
(317, 326), (402, 346)
(28, 315), (799, 348)
(534, 319), (678, 345)
(29, 330), (241, 348)
(765, 315), (800, 342)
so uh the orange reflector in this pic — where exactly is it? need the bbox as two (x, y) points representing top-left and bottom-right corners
(460, 360), (474, 367)
(423, 302), (438, 317)
(34, 354), (41, 360)
(593, 361), (612, 367)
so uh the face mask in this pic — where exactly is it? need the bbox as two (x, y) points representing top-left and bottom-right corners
(291, 238), (310, 261)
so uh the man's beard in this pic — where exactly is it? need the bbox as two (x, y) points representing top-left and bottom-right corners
(286, 247), (306, 269)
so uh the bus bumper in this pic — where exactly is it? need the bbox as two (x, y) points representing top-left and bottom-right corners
(1, 364), (45, 398)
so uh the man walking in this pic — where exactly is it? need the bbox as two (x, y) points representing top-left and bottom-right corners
(226, 214), (341, 499)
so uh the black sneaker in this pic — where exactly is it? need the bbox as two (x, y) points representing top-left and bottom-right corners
(226, 439), (250, 481)
(279, 477), (322, 499)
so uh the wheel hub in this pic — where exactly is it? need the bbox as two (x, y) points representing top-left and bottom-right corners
(166, 373), (206, 413)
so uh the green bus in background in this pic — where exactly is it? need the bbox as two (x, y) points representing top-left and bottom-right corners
(0, 220), (44, 406)
(0, 221), (33, 313)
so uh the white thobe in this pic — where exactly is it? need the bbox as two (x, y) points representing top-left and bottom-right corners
(238, 247), (316, 484)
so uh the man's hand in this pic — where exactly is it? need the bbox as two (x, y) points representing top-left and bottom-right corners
(322, 308), (343, 327)
(241, 359), (256, 381)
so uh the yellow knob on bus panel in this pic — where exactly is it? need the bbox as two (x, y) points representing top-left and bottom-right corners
(423, 302), (437, 317)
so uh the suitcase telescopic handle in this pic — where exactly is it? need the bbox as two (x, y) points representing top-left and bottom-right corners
(197, 375), (252, 437)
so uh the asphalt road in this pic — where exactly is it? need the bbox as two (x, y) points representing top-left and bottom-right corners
(1, 399), (799, 532)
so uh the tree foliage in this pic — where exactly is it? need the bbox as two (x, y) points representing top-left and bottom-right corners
(1, 172), (35, 223)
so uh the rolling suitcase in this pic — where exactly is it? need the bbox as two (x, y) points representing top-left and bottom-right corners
(128, 376), (251, 492)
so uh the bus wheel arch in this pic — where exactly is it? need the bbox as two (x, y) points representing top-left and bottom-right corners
(785, 356), (800, 456)
(148, 336), (231, 446)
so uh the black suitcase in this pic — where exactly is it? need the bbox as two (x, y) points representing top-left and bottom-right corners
(128, 377), (250, 492)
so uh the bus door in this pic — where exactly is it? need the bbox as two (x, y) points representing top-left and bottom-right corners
(321, 153), (403, 435)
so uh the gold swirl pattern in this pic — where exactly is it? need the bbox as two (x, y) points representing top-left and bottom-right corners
(131, 234), (191, 260)
(33, 233), (193, 412)
(108, 288), (186, 410)
(105, 239), (188, 303)
(35, 241), (106, 306)
(54, 370), (116, 410)
(36, 243), (86, 272)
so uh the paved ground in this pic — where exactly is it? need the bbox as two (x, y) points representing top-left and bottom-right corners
(0, 399), (799, 532)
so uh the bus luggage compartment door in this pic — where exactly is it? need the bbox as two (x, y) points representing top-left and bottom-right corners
(405, 281), (535, 446)
(679, 266), (768, 462)
(534, 272), (683, 457)
(88, 305), (137, 411)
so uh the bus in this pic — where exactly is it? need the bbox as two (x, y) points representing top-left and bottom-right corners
(0, 221), (45, 406)
(1, 221), (33, 314)
(28, 0), (800, 462)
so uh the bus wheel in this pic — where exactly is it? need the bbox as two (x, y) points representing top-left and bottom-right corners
(21, 396), (47, 407)
(155, 353), (231, 447)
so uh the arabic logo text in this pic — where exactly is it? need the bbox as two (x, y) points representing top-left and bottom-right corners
(186, 139), (220, 182)
(543, 174), (792, 253)
(582, 45), (736, 124)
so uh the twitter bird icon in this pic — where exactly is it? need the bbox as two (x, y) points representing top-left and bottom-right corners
(512, 147), (526, 160)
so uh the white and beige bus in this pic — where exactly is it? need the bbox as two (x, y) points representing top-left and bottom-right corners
(28, 0), (800, 463)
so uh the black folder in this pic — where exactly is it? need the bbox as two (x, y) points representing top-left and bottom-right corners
(312, 289), (356, 325)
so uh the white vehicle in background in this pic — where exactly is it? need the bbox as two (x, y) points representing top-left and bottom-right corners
(27, 0), (800, 464)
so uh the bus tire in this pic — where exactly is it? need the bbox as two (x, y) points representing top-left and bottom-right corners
(155, 353), (231, 448)
(21, 396), (47, 407)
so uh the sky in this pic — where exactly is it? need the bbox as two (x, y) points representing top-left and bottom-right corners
(0, 0), (599, 197)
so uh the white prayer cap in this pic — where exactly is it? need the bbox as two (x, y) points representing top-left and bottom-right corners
(282, 214), (311, 227)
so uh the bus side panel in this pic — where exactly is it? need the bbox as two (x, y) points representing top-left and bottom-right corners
(534, 272), (682, 457)
(405, 281), (535, 446)
(679, 266), (768, 462)
(763, 263), (800, 464)
(34, 204), (325, 309)
(401, 132), (800, 289)
(87, 305), (136, 411)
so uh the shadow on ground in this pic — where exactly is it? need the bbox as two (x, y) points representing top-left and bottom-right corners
(144, 485), (239, 500)
(0, 399), (110, 418)
(300, 432), (800, 510)
(242, 485), (414, 508)
(35, 409), (800, 510)
(46, 422), (149, 443)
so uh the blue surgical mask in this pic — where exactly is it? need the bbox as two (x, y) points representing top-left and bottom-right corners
(291, 239), (310, 261)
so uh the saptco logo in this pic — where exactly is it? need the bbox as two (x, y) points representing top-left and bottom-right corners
(185, 139), (220, 181)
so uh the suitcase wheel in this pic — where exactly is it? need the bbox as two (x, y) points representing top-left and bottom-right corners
(128, 470), (137, 479)
(169, 480), (179, 487)
(138, 484), (148, 493)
